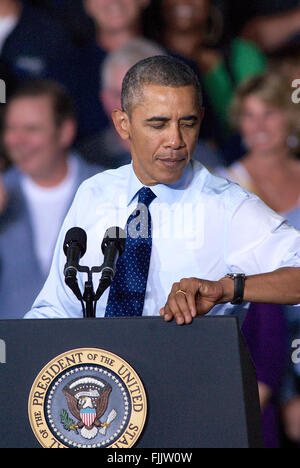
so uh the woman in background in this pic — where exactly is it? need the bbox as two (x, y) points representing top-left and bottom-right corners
(218, 72), (300, 216)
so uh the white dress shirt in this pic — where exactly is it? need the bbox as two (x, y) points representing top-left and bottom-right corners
(25, 160), (300, 319)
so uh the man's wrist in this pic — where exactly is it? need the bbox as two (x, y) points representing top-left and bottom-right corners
(218, 277), (235, 304)
(218, 275), (246, 305)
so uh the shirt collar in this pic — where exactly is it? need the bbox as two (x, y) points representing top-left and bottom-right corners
(127, 161), (196, 207)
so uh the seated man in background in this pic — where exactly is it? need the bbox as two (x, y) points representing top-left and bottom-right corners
(77, 37), (165, 168)
(0, 80), (103, 319)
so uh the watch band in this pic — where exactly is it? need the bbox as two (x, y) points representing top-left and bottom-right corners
(226, 273), (246, 305)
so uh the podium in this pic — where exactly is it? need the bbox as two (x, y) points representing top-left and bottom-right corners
(0, 316), (263, 448)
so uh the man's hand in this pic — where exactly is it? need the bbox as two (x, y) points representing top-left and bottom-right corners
(159, 277), (226, 325)
(160, 268), (300, 325)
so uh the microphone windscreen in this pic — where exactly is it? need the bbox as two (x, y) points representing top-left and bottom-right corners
(63, 227), (87, 257)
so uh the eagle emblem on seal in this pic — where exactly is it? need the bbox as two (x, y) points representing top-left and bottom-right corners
(62, 376), (117, 440)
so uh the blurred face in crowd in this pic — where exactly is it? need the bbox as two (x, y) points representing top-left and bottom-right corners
(84, 0), (149, 32)
(162, 0), (210, 31)
(3, 96), (75, 182)
(101, 64), (130, 150)
(101, 64), (127, 117)
(239, 95), (289, 154)
(112, 84), (203, 185)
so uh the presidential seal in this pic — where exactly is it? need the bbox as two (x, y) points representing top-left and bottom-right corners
(28, 348), (147, 448)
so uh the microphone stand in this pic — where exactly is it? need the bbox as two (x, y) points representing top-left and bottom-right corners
(64, 227), (125, 318)
(75, 264), (112, 318)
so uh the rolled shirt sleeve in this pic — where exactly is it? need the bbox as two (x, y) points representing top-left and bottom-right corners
(225, 189), (300, 275)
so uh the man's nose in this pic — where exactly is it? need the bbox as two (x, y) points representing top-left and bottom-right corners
(165, 124), (185, 149)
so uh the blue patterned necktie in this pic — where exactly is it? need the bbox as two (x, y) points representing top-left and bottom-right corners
(105, 187), (157, 317)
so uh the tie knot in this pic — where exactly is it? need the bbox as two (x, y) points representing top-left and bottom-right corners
(138, 187), (156, 208)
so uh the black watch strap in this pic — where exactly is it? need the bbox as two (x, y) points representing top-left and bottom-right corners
(226, 274), (246, 305)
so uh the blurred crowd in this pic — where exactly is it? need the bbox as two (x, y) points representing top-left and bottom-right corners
(1, 0), (300, 448)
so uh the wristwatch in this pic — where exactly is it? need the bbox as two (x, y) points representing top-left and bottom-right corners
(225, 273), (246, 305)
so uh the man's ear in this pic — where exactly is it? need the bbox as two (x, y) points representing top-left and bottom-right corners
(112, 109), (131, 140)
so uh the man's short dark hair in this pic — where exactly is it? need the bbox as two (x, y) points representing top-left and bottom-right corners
(7, 79), (76, 127)
(121, 55), (203, 116)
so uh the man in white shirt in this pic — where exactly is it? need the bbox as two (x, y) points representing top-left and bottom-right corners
(0, 80), (102, 318)
(25, 56), (300, 323)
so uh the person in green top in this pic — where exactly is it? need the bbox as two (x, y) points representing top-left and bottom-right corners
(146, 0), (267, 141)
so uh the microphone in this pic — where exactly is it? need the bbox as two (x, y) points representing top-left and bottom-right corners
(63, 227), (87, 300)
(94, 226), (126, 302)
(100, 227), (126, 284)
(63, 227), (87, 277)
(94, 227), (126, 302)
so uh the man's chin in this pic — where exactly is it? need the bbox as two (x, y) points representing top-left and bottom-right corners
(154, 168), (187, 186)
(133, 159), (189, 186)
(155, 159), (188, 184)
